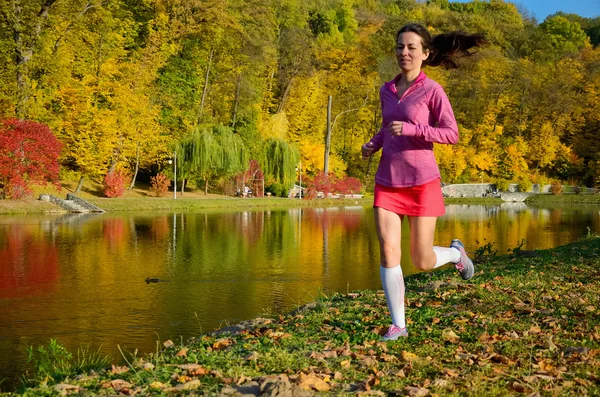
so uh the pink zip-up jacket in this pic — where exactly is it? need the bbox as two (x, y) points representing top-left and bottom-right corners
(368, 71), (458, 188)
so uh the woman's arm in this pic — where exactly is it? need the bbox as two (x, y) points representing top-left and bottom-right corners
(400, 87), (459, 144)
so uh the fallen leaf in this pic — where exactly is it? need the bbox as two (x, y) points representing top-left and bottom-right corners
(340, 360), (352, 369)
(109, 379), (133, 392)
(297, 373), (330, 392)
(174, 379), (201, 391)
(142, 362), (155, 371)
(149, 381), (166, 389)
(360, 357), (378, 366)
(245, 352), (259, 361)
(529, 325), (542, 334)
(212, 338), (232, 350)
(163, 340), (174, 348)
(54, 384), (80, 393)
(405, 385), (429, 396)
(176, 348), (188, 357)
(402, 351), (419, 361)
(442, 368), (459, 377)
(441, 329), (460, 343)
(111, 365), (129, 375)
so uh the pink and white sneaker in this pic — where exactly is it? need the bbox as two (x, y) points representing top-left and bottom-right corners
(380, 325), (408, 341)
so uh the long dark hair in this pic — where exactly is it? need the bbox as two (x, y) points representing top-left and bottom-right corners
(397, 23), (487, 69)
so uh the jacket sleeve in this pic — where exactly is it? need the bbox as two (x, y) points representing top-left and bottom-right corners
(401, 87), (459, 144)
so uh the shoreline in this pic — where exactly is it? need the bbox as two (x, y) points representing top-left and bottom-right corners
(2, 237), (599, 395)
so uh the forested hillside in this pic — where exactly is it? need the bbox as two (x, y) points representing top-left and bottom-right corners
(1, 0), (599, 194)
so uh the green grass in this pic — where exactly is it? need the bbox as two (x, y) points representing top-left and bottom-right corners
(526, 192), (600, 206)
(3, 238), (600, 396)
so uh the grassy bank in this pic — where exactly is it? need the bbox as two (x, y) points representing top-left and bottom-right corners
(525, 193), (600, 207)
(3, 238), (599, 396)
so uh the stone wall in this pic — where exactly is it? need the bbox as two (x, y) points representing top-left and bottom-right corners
(442, 183), (552, 198)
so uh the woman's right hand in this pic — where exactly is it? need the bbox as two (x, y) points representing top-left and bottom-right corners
(362, 142), (375, 159)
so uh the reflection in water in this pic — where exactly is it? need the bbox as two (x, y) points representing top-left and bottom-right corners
(0, 204), (599, 390)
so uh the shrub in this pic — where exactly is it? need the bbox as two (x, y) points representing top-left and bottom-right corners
(103, 170), (127, 198)
(572, 185), (582, 194)
(150, 173), (170, 197)
(550, 180), (563, 195)
(517, 178), (532, 192)
(306, 172), (333, 199)
(494, 178), (510, 192)
(333, 176), (363, 196)
(266, 183), (288, 197)
(0, 119), (62, 199)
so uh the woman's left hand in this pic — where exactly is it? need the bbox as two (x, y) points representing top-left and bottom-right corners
(387, 121), (403, 136)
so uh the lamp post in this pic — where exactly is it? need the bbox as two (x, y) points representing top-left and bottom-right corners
(296, 162), (302, 199)
(173, 151), (177, 199)
(168, 152), (177, 200)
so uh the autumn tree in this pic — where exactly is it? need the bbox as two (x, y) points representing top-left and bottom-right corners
(0, 119), (61, 199)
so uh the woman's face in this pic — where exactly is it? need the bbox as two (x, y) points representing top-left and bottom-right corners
(396, 31), (429, 73)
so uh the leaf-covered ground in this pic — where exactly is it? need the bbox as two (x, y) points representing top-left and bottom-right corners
(4, 238), (600, 396)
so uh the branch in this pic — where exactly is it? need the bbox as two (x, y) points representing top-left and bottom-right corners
(331, 94), (369, 133)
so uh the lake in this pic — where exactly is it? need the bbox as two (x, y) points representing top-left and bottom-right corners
(1, 202), (599, 390)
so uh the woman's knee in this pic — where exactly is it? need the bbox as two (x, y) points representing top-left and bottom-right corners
(410, 251), (435, 270)
(379, 242), (401, 267)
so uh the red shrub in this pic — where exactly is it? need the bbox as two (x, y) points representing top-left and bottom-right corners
(0, 119), (62, 199)
(103, 170), (127, 198)
(333, 176), (363, 196)
(150, 172), (170, 197)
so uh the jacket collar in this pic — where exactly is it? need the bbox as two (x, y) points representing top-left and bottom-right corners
(386, 70), (426, 94)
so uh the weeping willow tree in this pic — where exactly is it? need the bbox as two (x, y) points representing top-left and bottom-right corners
(261, 138), (300, 186)
(177, 125), (249, 194)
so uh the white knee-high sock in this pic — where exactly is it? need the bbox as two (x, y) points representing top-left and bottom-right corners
(380, 265), (406, 328)
(433, 246), (460, 268)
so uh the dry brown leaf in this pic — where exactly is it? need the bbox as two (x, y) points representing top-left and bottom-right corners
(360, 357), (378, 366)
(245, 351), (260, 361)
(109, 379), (133, 391)
(405, 385), (429, 396)
(297, 373), (330, 392)
(176, 348), (188, 357)
(529, 325), (542, 334)
(442, 368), (459, 377)
(212, 338), (232, 350)
(432, 317), (441, 324)
(586, 306), (596, 312)
(380, 353), (397, 362)
(111, 365), (129, 375)
(395, 369), (406, 378)
(441, 329), (460, 343)
(163, 340), (174, 348)
(340, 359), (352, 369)
(54, 384), (80, 393)
(321, 350), (337, 358)
(142, 362), (155, 371)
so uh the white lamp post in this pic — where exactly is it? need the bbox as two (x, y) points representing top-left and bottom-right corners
(168, 152), (177, 199)
(296, 162), (302, 199)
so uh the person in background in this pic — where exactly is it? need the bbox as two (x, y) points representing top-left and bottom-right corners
(361, 23), (487, 341)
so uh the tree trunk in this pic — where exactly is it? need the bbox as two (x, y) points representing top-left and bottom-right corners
(128, 142), (140, 190)
(204, 179), (209, 195)
(231, 73), (242, 128)
(276, 72), (298, 114)
(324, 95), (332, 174)
(199, 48), (214, 123)
(75, 176), (85, 194)
(180, 178), (185, 196)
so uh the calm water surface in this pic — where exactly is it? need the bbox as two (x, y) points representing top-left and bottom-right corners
(1, 202), (599, 390)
